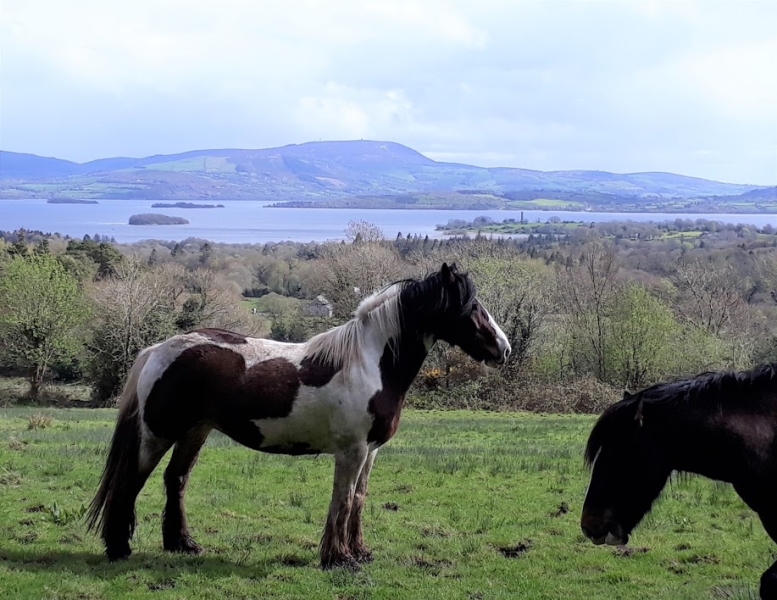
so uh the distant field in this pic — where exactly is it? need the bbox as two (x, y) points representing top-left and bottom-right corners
(506, 199), (586, 209)
(0, 408), (767, 599)
(142, 157), (237, 173)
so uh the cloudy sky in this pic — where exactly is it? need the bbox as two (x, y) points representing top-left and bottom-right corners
(2, 0), (775, 183)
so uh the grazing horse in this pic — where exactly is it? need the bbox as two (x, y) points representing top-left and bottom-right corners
(580, 364), (777, 598)
(87, 263), (510, 569)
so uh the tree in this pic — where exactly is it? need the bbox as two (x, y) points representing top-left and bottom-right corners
(87, 259), (182, 402)
(608, 284), (676, 389)
(0, 254), (90, 399)
(670, 257), (746, 335)
(308, 230), (405, 319)
(559, 242), (620, 381)
(469, 255), (550, 375)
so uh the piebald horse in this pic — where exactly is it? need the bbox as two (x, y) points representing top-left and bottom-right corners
(87, 263), (510, 569)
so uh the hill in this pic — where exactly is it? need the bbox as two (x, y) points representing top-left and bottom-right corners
(0, 141), (767, 206)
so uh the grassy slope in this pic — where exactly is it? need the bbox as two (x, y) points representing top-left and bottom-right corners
(0, 408), (767, 599)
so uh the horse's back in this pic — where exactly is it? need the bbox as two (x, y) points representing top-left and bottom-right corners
(135, 330), (358, 452)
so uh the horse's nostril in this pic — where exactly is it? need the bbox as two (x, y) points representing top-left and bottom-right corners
(581, 525), (593, 539)
(503, 347), (510, 360)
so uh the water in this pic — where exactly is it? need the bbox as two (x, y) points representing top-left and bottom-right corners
(2, 199), (777, 244)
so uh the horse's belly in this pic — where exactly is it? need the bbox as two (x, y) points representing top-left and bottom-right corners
(253, 390), (371, 455)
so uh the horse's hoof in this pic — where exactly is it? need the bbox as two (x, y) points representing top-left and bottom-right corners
(321, 555), (360, 571)
(164, 536), (203, 554)
(106, 545), (132, 561)
(352, 548), (373, 564)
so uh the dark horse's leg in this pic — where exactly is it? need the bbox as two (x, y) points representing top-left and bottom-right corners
(104, 435), (173, 561)
(320, 444), (369, 570)
(347, 449), (377, 563)
(163, 424), (212, 553)
(756, 510), (777, 600)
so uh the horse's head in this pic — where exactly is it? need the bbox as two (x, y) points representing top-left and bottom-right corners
(427, 262), (511, 368)
(580, 392), (671, 546)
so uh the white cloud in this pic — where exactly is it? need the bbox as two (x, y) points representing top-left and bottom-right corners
(1, 0), (775, 183)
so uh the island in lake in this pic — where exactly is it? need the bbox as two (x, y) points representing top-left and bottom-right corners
(151, 202), (225, 209)
(47, 198), (99, 204)
(129, 213), (189, 225)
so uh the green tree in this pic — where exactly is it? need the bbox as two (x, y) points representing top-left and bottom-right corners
(608, 284), (676, 389)
(0, 254), (90, 399)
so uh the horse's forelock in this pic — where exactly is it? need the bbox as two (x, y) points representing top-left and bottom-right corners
(584, 397), (641, 468)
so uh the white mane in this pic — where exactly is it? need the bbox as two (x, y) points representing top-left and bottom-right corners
(303, 283), (405, 372)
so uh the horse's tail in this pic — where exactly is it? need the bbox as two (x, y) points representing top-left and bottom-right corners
(86, 347), (154, 547)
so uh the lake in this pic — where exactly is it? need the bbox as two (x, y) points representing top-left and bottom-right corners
(3, 199), (777, 244)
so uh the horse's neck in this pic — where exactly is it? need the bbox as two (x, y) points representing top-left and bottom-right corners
(363, 319), (433, 394)
(653, 408), (774, 484)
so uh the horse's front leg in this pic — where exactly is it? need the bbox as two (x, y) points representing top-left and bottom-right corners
(320, 444), (369, 570)
(348, 449), (378, 563)
(761, 561), (777, 600)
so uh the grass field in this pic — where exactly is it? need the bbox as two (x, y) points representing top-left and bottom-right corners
(0, 408), (768, 599)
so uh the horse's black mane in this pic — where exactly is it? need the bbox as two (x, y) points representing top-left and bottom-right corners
(395, 266), (477, 320)
(584, 362), (777, 467)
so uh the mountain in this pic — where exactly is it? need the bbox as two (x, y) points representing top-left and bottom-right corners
(0, 141), (765, 203)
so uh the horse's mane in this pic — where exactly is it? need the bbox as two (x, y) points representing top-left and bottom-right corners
(303, 268), (476, 372)
(584, 362), (777, 467)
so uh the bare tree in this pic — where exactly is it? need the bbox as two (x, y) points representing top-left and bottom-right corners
(558, 242), (620, 381)
(670, 258), (746, 335)
(88, 258), (183, 402)
(308, 232), (406, 319)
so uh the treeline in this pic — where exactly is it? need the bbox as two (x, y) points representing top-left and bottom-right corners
(2, 219), (777, 412)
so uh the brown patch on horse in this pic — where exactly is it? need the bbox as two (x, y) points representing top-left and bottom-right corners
(298, 355), (340, 387)
(366, 388), (406, 446)
(194, 328), (248, 345)
(144, 344), (246, 440)
(260, 442), (318, 455)
(236, 358), (300, 418)
(144, 346), (301, 449)
(214, 357), (302, 451)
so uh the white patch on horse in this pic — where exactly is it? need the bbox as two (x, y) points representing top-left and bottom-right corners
(252, 319), (387, 454)
(484, 305), (511, 359)
(583, 446), (603, 508)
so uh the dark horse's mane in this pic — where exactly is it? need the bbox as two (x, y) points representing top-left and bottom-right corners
(393, 265), (477, 321)
(584, 362), (777, 467)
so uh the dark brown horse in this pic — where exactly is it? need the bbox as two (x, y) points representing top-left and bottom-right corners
(581, 363), (777, 598)
(87, 263), (510, 569)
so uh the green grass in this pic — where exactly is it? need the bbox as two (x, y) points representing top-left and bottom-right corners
(0, 408), (767, 599)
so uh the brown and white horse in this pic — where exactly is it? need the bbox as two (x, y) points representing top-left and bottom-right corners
(87, 263), (510, 569)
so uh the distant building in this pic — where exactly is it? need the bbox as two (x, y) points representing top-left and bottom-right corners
(303, 295), (333, 318)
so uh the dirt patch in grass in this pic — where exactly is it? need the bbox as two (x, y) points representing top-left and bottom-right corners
(496, 540), (532, 558)
(613, 546), (650, 558)
(550, 502), (569, 517)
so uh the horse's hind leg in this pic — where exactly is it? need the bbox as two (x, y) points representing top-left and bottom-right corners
(162, 424), (212, 553)
(320, 444), (369, 570)
(104, 432), (172, 561)
(347, 449), (377, 563)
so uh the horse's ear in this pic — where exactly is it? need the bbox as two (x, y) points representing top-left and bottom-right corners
(449, 262), (459, 273)
(441, 262), (456, 284)
(623, 390), (633, 401)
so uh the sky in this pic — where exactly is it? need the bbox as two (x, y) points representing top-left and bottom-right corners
(2, 0), (776, 184)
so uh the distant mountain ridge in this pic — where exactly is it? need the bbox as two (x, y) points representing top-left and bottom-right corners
(0, 140), (766, 202)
